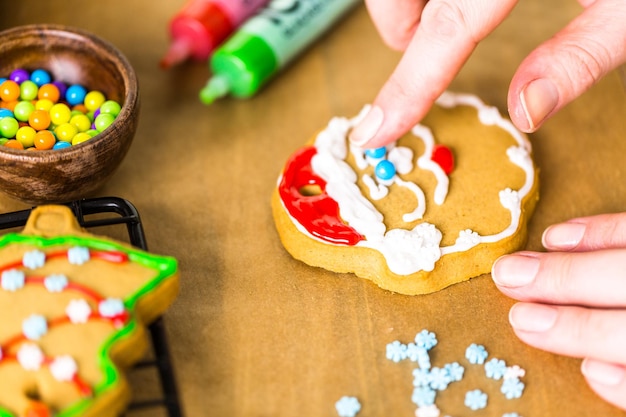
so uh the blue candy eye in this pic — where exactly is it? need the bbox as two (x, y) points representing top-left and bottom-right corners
(365, 146), (387, 159)
(375, 160), (396, 181)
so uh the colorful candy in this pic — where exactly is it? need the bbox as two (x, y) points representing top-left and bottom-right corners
(0, 68), (121, 151)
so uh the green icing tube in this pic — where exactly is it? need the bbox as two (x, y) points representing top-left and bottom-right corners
(199, 0), (360, 104)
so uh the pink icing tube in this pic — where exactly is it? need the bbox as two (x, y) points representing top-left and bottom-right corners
(160, 0), (269, 69)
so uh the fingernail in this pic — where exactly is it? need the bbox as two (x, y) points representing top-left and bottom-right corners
(509, 303), (558, 332)
(582, 358), (626, 386)
(349, 105), (384, 146)
(491, 254), (540, 288)
(520, 78), (558, 131)
(542, 222), (586, 250)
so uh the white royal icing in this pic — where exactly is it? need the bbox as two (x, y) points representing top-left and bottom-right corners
(17, 343), (44, 371)
(50, 355), (78, 381)
(283, 92), (535, 276)
(66, 299), (92, 324)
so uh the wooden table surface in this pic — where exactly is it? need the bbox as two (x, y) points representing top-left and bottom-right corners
(2, 1), (626, 417)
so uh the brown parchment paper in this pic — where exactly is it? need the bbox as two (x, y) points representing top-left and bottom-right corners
(1, 1), (626, 417)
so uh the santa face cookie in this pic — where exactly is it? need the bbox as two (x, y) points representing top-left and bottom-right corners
(272, 91), (539, 295)
(0, 206), (179, 417)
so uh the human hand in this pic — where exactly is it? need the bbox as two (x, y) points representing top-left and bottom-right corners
(491, 213), (626, 411)
(350, 0), (626, 148)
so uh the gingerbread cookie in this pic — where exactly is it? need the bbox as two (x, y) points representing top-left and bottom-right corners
(0, 205), (179, 417)
(272, 91), (539, 295)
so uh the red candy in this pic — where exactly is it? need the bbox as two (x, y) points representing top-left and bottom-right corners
(431, 144), (454, 175)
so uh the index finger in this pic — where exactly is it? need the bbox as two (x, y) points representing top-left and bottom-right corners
(350, 0), (519, 148)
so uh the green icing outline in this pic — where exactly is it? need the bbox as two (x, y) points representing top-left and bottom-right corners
(0, 232), (178, 417)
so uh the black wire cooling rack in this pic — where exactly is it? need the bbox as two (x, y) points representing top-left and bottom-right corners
(0, 196), (183, 417)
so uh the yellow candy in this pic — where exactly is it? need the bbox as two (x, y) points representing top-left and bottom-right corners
(54, 123), (78, 142)
(84, 90), (106, 112)
(49, 103), (71, 125)
(70, 114), (91, 132)
(71, 132), (92, 146)
(35, 99), (54, 112)
(15, 126), (37, 148)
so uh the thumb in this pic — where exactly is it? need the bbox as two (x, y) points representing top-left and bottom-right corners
(508, 0), (626, 133)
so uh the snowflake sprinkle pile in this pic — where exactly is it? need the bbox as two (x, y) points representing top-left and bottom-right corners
(346, 329), (529, 416)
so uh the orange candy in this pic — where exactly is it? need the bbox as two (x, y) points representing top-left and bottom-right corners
(28, 109), (51, 131)
(37, 83), (60, 103)
(0, 80), (20, 102)
(24, 401), (52, 417)
(33, 130), (56, 150)
(4, 139), (25, 150)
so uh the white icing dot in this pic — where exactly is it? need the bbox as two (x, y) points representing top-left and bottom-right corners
(17, 343), (44, 371)
(50, 355), (78, 381)
(66, 299), (92, 324)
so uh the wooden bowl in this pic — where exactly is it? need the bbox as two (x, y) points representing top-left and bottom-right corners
(0, 24), (140, 205)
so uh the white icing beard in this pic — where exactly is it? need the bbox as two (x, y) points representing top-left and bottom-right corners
(288, 91), (535, 276)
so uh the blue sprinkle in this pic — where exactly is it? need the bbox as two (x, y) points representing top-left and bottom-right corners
(99, 298), (125, 318)
(428, 367), (451, 391)
(1, 269), (25, 291)
(335, 396), (361, 417)
(68, 246), (91, 265)
(444, 362), (465, 382)
(412, 386), (436, 407)
(374, 160), (396, 181)
(485, 358), (507, 380)
(412, 368), (431, 387)
(23, 250), (46, 269)
(406, 343), (428, 362)
(364, 147), (386, 159)
(464, 389), (488, 410)
(386, 340), (408, 362)
(414, 329), (438, 351)
(44, 274), (68, 292)
(417, 350), (431, 370)
(22, 314), (48, 340)
(465, 343), (488, 365)
(501, 377), (525, 399)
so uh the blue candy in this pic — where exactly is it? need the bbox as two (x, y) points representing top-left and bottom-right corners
(375, 160), (396, 181)
(65, 84), (87, 106)
(30, 68), (52, 86)
(0, 108), (13, 119)
(364, 146), (386, 159)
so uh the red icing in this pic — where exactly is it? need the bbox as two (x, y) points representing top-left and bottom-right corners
(431, 144), (454, 175)
(278, 146), (363, 245)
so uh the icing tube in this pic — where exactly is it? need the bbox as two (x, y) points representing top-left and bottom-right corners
(199, 0), (360, 105)
(160, 0), (270, 69)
